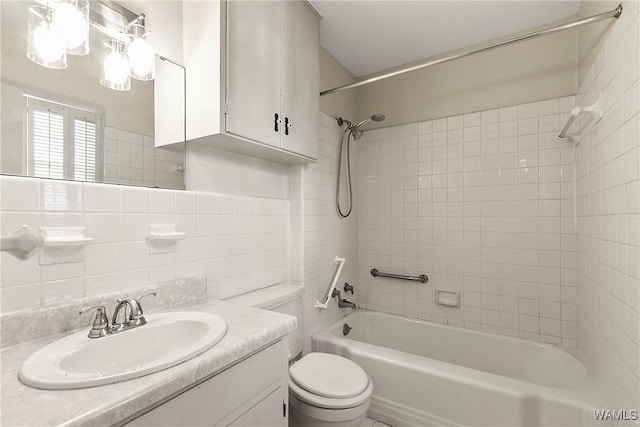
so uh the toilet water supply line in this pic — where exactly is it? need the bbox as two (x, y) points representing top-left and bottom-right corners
(315, 256), (346, 311)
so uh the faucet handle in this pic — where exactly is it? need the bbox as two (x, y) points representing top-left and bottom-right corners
(343, 283), (354, 294)
(79, 305), (110, 338)
(137, 292), (157, 303)
(124, 292), (156, 321)
(135, 292), (156, 317)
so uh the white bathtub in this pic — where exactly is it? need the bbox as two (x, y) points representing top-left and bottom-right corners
(312, 310), (606, 427)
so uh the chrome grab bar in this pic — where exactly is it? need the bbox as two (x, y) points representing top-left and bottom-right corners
(370, 268), (428, 284)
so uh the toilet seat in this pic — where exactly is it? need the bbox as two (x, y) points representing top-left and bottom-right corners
(289, 375), (373, 409)
(289, 353), (373, 410)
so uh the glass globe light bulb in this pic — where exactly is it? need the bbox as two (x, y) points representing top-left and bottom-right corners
(33, 21), (65, 63)
(103, 50), (130, 85)
(53, 2), (87, 50)
(128, 37), (154, 77)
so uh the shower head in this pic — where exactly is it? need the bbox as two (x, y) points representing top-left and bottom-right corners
(354, 114), (386, 130)
(351, 114), (385, 140)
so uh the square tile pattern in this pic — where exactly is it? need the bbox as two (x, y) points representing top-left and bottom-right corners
(355, 96), (578, 347)
(0, 178), (288, 310)
(290, 112), (360, 355)
(573, 0), (640, 411)
(103, 126), (184, 189)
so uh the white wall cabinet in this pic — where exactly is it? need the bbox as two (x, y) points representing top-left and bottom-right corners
(225, 1), (282, 148)
(125, 1), (187, 148)
(125, 340), (288, 426)
(183, 0), (319, 165)
(154, 57), (185, 148)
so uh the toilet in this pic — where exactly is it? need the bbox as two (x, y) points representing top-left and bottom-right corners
(227, 283), (373, 427)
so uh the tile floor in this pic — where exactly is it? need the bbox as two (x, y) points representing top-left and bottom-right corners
(361, 417), (392, 427)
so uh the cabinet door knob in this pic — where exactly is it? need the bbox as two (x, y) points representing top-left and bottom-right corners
(274, 113), (282, 132)
(285, 117), (292, 135)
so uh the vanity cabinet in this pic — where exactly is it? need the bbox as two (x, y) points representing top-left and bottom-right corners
(125, 340), (288, 426)
(183, 0), (319, 164)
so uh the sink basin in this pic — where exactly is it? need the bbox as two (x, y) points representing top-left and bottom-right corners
(19, 311), (227, 389)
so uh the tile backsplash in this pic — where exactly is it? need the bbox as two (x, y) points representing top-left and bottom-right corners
(0, 176), (288, 312)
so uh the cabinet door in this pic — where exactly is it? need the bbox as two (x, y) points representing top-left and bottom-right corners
(126, 341), (287, 426)
(229, 387), (287, 426)
(154, 57), (185, 147)
(226, 1), (282, 147)
(281, 1), (319, 159)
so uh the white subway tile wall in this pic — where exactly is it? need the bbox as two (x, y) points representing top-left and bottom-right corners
(575, 0), (640, 412)
(356, 96), (578, 346)
(0, 176), (288, 311)
(291, 113), (359, 354)
(103, 126), (185, 190)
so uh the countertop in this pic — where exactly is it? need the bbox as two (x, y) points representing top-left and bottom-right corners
(0, 298), (297, 427)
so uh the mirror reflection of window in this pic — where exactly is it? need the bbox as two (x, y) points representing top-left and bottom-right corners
(26, 95), (102, 182)
(1, 1), (186, 190)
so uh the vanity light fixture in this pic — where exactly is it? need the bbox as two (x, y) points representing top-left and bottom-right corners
(101, 39), (131, 91)
(99, 15), (156, 91)
(127, 19), (155, 81)
(27, 4), (67, 69)
(26, 1), (156, 92)
(52, 0), (90, 55)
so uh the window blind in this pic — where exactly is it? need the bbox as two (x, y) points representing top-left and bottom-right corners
(26, 95), (102, 181)
(32, 108), (65, 179)
(73, 118), (97, 181)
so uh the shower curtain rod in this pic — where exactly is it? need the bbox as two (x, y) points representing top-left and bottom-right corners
(320, 4), (623, 96)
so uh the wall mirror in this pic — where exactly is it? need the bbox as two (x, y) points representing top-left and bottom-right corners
(0, 0), (186, 190)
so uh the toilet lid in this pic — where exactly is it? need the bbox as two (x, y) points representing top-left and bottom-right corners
(289, 353), (369, 399)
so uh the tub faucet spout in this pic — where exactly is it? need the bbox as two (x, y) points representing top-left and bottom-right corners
(333, 289), (356, 309)
(338, 298), (356, 309)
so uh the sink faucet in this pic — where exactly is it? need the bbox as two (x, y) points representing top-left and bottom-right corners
(78, 306), (111, 338)
(79, 292), (156, 338)
(112, 292), (156, 332)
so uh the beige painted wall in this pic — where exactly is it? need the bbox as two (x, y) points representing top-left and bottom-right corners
(320, 2), (625, 130)
(319, 47), (358, 122)
(354, 26), (578, 129)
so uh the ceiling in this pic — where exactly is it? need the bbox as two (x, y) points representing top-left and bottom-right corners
(309, 1), (581, 77)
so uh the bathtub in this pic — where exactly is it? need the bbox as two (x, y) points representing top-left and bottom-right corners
(312, 310), (606, 427)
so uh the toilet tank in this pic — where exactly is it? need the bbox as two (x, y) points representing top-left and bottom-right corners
(226, 283), (304, 360)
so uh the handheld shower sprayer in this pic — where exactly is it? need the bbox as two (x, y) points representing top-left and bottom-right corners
(354, 114), (386, 130)
(336, 114), (386, 138)
(352, 114), (385, 140)
(334, 113), (385, 218)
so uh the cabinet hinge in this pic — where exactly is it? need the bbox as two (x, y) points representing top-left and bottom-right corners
(224, 103), (228, 115)
(282, 400), (286, 417)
